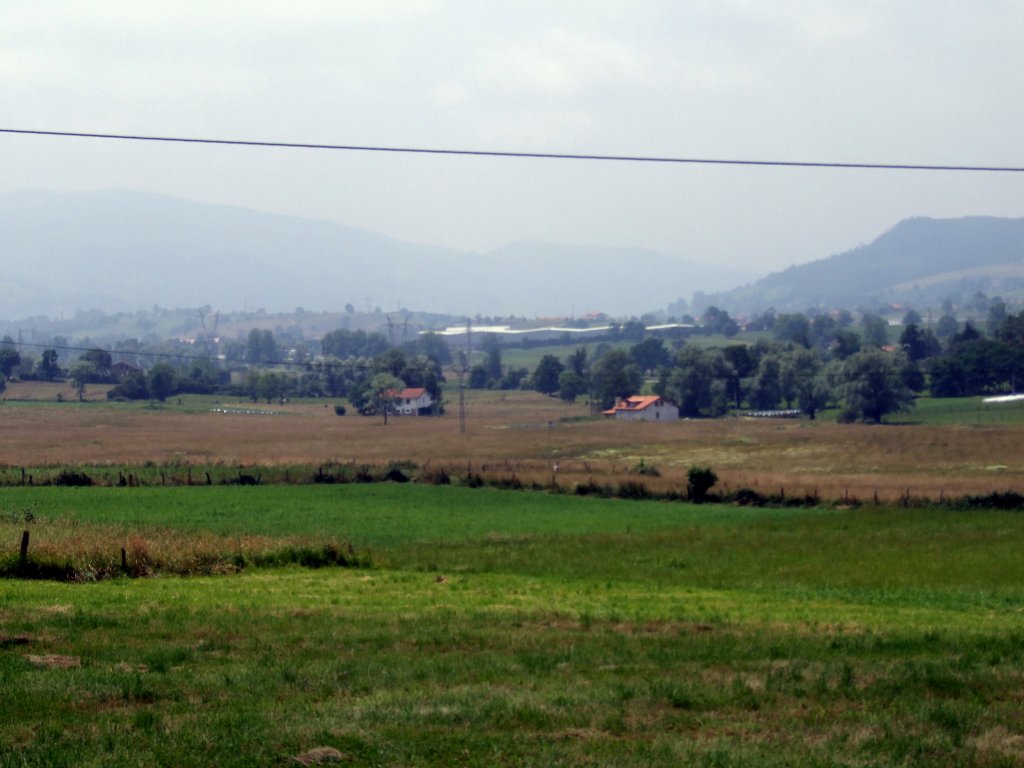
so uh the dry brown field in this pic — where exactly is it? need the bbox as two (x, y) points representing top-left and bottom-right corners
(2, 382), (1023, 501)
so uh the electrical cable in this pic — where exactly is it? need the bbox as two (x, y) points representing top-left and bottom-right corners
(2, 127), (1023, 173)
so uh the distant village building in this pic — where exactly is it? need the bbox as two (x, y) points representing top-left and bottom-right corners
(603, 395), (679, 422)
(390, 387), (434, 416)
(110, 361), (140, 381)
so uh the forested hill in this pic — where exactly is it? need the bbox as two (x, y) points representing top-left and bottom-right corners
(704, 216), (1024, 313)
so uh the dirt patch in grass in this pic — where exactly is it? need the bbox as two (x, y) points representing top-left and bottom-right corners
(292, 746), (348, 765)
(26, 654), (80, 669)
(971, 727), (1024, 761)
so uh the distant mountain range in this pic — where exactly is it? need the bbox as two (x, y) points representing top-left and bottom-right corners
(0, 190), (750, 321)
(702, 216), (1024, 315)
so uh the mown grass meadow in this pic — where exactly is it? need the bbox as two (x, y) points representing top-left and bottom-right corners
(3, 485), (1024, 766)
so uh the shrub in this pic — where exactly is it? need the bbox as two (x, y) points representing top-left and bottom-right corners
(490, 475), (524, 491)
(574, 478), (611, 497)
(382, 466), (410, 483)
(616, 481), (651, 500)
(729, 487), (765, 507)
(420, 466), (451, 485)
(634, 459), (660, 477)
(333, 404), (346, 416)
(958, 492), (1024, 510)
(687, 466), (717, 502)
(52, 469), (93, 487)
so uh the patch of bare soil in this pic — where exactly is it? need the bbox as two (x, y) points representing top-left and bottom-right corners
(292, 746), (348, 764)
(971, 727), (1024, 761)
(25, 654), (80, 669)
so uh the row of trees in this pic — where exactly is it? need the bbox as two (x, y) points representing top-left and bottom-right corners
(518, 333), (917, 423)
(104, 344), (446, 417)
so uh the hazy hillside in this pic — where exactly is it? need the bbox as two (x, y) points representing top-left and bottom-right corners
(0, 190), (750, 321)
(703, 216), (1024, 314)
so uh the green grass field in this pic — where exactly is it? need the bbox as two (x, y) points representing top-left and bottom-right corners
(905, 395), (1024, 425)
(3, 485), (1024, 766)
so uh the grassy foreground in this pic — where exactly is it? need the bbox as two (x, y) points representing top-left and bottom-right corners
(2, 486), (1024, 766)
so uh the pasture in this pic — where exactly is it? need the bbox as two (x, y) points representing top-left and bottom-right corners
(2, 485), (1023, 766)
(2, 382), (1024, 765)
(3, 384), (1024, 501)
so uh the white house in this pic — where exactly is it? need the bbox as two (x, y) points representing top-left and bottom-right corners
(390, 387), (434, 416)
(603, 395), (679, 422)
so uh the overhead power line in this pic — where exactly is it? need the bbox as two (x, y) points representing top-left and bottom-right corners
(2, 127), (1023, 173)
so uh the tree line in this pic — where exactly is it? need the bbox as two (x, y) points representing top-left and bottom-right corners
(510, 303), (1024, 423)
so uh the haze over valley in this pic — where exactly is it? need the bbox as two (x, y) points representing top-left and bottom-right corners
(0, 189), (751, 322)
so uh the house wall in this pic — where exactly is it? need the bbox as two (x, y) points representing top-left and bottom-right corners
(615, 402), (679, 422)
(396, 394), (433, 415)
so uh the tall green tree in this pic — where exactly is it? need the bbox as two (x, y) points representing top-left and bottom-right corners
(662, 347), (715, 417)
(480, 334), (503, 384)
(366, 373), (405, 425)
(782, 348), (829, 419)
(591, 349), (642, 410)
(749, 355), (783, 410)
(566, 347), (588, 377)
(773, 313), (810, 347)
(630, 337), (670, 375)
(148, 363), (178, 402)
(531, 354), (565, 395)
(81, 349), (113, 380)
(68, 361), (95, 401)
(899, 323), (941, 361)
(558, 370), (588, 403)
(321, 329), (389, 359)
(36, 349), (61, 381)
(860, 313), (890, 348)
(409, 332), (453, 366)
(0, 347), (20, 380)
(245, 329), (279, 364)
(837, 349), (914, 423)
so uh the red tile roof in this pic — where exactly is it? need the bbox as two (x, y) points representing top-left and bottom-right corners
(396, 387), (427, 399)
(602, 395), (665, 415)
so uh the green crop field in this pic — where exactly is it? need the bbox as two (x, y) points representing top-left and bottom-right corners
(2, 485), (1024, 766)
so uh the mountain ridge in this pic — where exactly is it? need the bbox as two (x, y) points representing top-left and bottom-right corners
(702, 215), (1024, 314)
(0, 189), (750, 321)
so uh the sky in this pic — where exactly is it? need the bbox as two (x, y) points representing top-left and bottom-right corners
(2, 1), (1023, 278)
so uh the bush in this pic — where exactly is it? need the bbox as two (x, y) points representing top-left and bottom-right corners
(616, 481), (651, 500)
(958, 492), (1024, 510)
(333, 404), (346, 416)
(490, 475), (524, 490)
(52, 469), (93, 487)
(574, 479), (611, 497)
(419, 466), (451, 485)
(382, 466), (409, 483)
(687, 466), (717, 502)
(729, 487), (765, 507)
(634, 459), (660, 477)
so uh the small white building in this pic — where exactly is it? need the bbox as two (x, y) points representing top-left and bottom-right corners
(603, 395), (679, 422)
(391, 387), (434, 416)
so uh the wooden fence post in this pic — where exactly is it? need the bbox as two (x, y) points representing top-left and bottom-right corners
(19, 530), (29, 566)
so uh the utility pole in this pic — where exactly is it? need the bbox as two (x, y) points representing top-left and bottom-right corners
(453, 318), (471, 433)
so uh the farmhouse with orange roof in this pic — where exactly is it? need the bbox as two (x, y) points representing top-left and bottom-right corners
(603, 395), (679, 422)
(386, 387), (435, 416)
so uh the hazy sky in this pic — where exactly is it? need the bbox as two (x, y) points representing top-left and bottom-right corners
(2, 1), (1023, 276)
